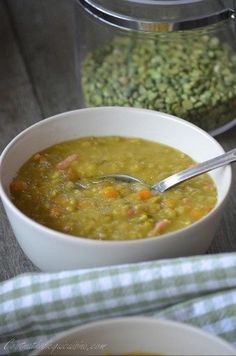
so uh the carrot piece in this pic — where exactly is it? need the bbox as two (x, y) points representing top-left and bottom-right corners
(190, 209), (204, 220)
(138, 190), (153, 200)
(103, 186), (119, 198)
(10, 179), (27, 193)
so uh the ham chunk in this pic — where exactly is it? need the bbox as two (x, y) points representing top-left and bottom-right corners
(56, 154), (79, 170)
(148, 219), (170, 237)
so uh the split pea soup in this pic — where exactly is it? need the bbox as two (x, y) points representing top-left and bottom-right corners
(10, 136), (217, 241)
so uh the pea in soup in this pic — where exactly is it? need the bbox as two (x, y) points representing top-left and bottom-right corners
(10, 136), (217, 240)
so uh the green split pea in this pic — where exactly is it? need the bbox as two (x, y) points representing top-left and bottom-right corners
(82, 34), (236, 131)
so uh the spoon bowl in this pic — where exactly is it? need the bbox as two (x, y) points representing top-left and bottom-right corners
(77, 148), (236, 193)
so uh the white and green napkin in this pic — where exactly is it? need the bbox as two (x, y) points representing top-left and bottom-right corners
(0, 253), (236, 355)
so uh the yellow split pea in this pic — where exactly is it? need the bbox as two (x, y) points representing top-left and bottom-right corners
(10, 136), (217, 240)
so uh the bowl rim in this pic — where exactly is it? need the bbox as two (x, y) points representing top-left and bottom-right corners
(31, 316), (236, 355)
(0, 107), (232, 246)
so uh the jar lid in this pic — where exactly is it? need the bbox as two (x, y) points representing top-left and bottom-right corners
(78, 0), (235, 32)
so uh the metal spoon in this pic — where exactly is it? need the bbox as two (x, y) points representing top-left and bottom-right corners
(76, 148), (236, 193)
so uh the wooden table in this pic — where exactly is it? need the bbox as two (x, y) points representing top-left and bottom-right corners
(0, 0), (235, 281)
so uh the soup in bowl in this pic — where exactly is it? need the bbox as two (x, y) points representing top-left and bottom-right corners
(9, 136), (217, 241)
(0, 107), (232, 271)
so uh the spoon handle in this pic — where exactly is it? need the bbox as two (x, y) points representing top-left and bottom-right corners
(152, 148), (236, 193)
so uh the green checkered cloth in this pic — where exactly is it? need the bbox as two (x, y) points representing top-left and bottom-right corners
(0, 253), (236, 355)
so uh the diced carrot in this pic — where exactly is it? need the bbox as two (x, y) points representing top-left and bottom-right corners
(138, 190), (153, 200)
(56, 154), (79, 170)
(10, 179), (27, 193)
(148, 219), (170, 236)
(103, 186), (119, 198)
(190, 209), (204, 220)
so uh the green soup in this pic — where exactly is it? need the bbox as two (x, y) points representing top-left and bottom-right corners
(10, 136), (217, 240)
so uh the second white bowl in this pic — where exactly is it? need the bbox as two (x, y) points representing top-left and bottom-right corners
(33, 317), (236, 355)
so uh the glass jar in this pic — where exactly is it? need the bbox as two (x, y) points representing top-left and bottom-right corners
(75, 0), (236, 135)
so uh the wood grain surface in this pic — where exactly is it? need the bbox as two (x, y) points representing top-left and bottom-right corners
(0, 0), (235, 281)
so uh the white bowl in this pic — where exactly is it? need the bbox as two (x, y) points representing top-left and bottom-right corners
(33, 317), (236, 355)
(0, 107), (232, 271)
